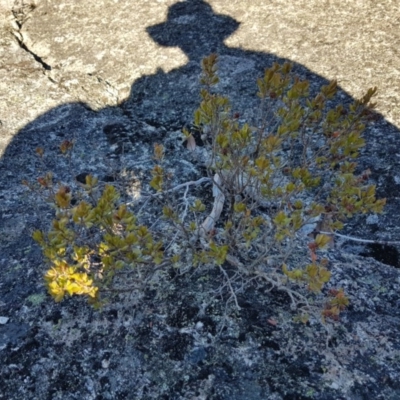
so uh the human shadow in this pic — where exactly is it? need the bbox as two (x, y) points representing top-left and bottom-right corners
(1, 0), (400, 307)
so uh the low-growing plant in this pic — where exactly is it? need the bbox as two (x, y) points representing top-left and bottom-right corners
(28, 173), (164, 306)
(29, 54), (385, 323)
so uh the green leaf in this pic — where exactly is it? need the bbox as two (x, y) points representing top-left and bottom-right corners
(234, 202), (247, 213)
(315, 234), (332, 249)
(274, 211), (291, 227)
(190, 199), (206, 213)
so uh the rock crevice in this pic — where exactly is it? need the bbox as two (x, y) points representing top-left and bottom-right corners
(10, 1), (51, 70)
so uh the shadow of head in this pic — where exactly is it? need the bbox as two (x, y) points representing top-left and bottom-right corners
(147, 0), (239, 60)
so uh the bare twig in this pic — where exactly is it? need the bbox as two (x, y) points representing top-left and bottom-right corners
(160, 177), (212, 195)
(218, 265), (240, 310)
(201, 173), (225, 235)
(319, 231), (400, 246)
(254, 270), (311, 310)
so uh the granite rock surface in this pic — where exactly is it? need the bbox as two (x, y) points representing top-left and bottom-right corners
(1, 1), (400, 399)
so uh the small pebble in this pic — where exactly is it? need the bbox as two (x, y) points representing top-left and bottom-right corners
(195, 321), (204, 330)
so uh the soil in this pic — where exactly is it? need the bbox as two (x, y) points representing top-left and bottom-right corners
(1, 1), (400, 399)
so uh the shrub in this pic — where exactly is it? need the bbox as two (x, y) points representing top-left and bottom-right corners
(29, 54), (385, 322)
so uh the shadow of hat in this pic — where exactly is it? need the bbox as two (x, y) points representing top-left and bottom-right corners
(146, 0), (240, 53)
